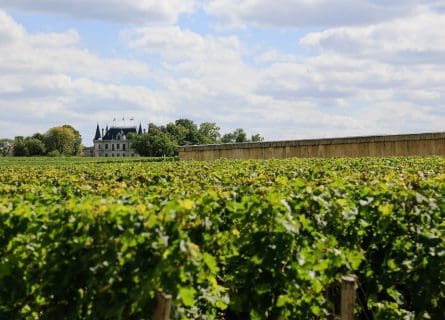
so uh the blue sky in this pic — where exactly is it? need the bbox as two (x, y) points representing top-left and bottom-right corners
(0, 1), (444, 146)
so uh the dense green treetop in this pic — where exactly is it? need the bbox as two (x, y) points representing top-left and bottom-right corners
(44, 125), (82, 156)
(7, 125), (82, 157)
(131, 119), (263, 157)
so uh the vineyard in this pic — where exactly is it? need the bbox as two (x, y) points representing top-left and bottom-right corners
(0, 157), (444, 319)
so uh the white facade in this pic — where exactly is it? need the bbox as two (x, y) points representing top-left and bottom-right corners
(93, 140), (136, 157)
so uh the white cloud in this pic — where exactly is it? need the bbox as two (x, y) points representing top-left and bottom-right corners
(254, 49), (296, 64)
(0, 10), (167, 141)
(128, 26), (243, 60)
(126, 25), (257, 96)
(0, 12), (149, 79)
(0, 0), (197, 24)
(249, 14), (445, 137)
(255, 51), (445, 129)
(30, 29), (80, 47)
(124, 21), (445, 140)
(0, 10), (25, 44)
(300, 10), (445, 65)
(206, 0), (441, 27)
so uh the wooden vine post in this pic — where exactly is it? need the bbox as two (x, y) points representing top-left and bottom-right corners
(153, 292), (172, 320)
(341, 275), (357, 320)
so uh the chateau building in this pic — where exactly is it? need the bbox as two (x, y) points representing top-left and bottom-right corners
(93, 123), (143, 157)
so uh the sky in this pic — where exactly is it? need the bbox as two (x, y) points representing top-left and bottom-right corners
(0, 1), (444, 146)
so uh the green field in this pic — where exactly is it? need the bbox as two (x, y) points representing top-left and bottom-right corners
(1, 157), (444, 319)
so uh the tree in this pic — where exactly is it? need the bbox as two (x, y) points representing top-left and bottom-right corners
(44, 125), (82, 156)
(32, 133), (45, 142)
(62, 125), (82, 154)
(221, 132), (236, 143)
(148, 123), (164, 136)
(222, 128), (248, 143)
(130, 134), (151, 156)
(198, 122), (221, 144)
(166, 122), (188, 145)
(131, 131), (178, 157)
(234, 128), (248, 143)
(130, 119), (264, 155)
(174, 119), (200, 145)
(24, 138), (46, 156)
(149, 133), (178, 157)
(13, 137), (28, 156)
(250, 134), (264, 142)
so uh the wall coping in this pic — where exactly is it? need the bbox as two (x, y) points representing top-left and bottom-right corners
(178, 132), (445, 152)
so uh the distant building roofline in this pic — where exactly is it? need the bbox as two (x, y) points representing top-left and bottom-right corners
(109, 126), (137, 129)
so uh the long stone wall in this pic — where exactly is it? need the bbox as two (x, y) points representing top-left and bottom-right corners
(179, 132), (445, 161)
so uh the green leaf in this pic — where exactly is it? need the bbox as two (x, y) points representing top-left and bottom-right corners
(203, 252), (219, 274)
(276, 294), (291, 307)
(346, 250), (365, 270)
(378, 203), (393, 216)
(250, 310), (262, 320)
(312, 279), (323, 293)
(387, 287), (404, 304)
(293, 178), (306, 189)
(387, 258), (398, 271)
(179, 199), (194, 210)
(179, 287), (196, 307)
(311, 305), (321, 316)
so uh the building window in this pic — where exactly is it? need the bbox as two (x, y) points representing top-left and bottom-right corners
(117, 143), (120, 150)
(112, 153), (114, 157)
(98, 144), (102, 150)
(105, 144), (108, 149)
(123, 144), (126, 151)
(112, 144), (115, 151)
(105, 154), (108, 157)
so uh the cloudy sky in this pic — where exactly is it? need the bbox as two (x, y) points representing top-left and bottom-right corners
(1, 1), (444, 145)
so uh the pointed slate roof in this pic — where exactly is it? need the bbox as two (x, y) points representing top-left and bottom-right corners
(138, 123), (143, 135)
(94, 124), (101, 140)
(102, 127), (137, 140)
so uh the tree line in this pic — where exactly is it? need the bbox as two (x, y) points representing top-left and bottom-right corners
(129, 119), (263, 157)
(0, 119), (263, 157)
(3, 125), (82, 157)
